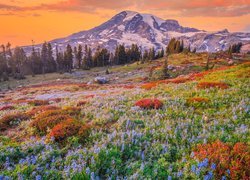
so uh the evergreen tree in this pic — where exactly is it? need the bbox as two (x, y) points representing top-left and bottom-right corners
(12, 47), (27, 79)
(76, 45), (83, 69)
(114, 44), (126, 65)
(64, 44), (73, 72)
(56, 46), (64, 72)
(162, 53), (170, 79)
(142, 49), (149, 63)
(180, 40), (184, 52)
(175, 40), (181, 53)
(93, 47), (110, 67)
(160, 48), (164, 58)
(0, 45), (8, 81)
(30, 47), (42, 74)
(41, 42), (48, 74)
(149, 47), (155, 60)
(47, 43), (56, 72)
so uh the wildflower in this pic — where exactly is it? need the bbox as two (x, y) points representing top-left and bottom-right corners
(36, 175), (42, 180)
(168, 175), (172, 180)
(221, 176), (226, 180)
(141, 151), (145, 161)
(91, 172), (95, 180)
(177, 171), (183, 177)
(191, 165), (196, 173)
(211, 163), (216, 170)
(86, 167), (91, 175)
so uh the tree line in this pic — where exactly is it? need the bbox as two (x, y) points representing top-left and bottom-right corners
(0, 42), (166, 81)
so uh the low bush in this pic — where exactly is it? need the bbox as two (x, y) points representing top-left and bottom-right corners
(49, 119), (82, 142)
(168, 77), (190, 84)
(31, 114), (71, 134)
(197, 82), (229, 89)
(0, 105), (15, 111)
(78, 124), (92, 142)
(62, 107), (82, 116)
(141, 83), (158, 90)
(186, 97), (210, 108)
(135, 98), (163, 109)
(194, 140), (250, 179)
(76, 101), (87, 107)
(28, 100), (50, 106)
(26, 105), (59, 117)
(0, 113), (29, 130)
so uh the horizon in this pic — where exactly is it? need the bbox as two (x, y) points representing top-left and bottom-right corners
(0, 0), (250, 47)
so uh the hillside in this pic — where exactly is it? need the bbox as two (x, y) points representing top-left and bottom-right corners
(0, 53), (249, 179)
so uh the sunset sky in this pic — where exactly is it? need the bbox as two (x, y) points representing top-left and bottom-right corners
(1, 0), (250, 47)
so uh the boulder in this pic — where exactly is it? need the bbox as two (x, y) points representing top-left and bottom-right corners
(167, 65), (175, 70)
(94, 77), (108, 84)
(228, 60), (234, 66)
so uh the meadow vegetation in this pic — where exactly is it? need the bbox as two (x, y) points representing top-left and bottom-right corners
(0, 53), (249, 179)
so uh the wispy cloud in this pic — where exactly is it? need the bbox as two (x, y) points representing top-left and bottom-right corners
(135, 0), (250, 17)
(0, 0), (250, 17)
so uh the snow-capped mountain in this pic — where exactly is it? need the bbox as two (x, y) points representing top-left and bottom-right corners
(23, 11), (250, 53)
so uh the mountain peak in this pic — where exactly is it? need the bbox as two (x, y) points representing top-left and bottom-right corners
(23, 11), (250, 54)
(165, 19), (180, 26)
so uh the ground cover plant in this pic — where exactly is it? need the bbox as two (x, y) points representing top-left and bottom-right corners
(0, 55), (249, 179)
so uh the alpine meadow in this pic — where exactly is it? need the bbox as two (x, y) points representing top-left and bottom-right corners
(0, 1), (250, 179)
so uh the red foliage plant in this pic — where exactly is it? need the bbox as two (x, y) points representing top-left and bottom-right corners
(135, 98), (163, 109)
(49, 119), (82, 142)
(30, 106), (83, 136)
(141, 83), (158, 90)
(26, 105), (59, 117)
(76, 101), (87, 107)
(28, 99), (50, 106)
(194, 140), (250, 179)
(62, 107), (82, 116)
(168, 77), (190, 84)
(122, 85), (135, 89)
(0, 105), (15, 111)
(78, 124), (92, 142)
(85, 95), (95, 99)
(187, 97), (210, 104)
(197, 82), (229, 89)
(31, 113), (71, 134)
(0, 112), (29, 130)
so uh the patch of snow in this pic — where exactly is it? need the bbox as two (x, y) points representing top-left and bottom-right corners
(214, 33), (228, 37)
(100, 29), (109, 36)
(123, 11), (138, 21)
(141, 14), (155, 28)
(167, 31), (201, 38)
(152, 16), (165, 26)
(219, 40), (225, 44)
(101, 39), (109, 42)
(241, 37), (250, 41)
(117, 25), (125, 31)
(117, 32), (154, 49)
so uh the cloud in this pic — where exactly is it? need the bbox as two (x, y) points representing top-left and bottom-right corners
(243, 24), (250, 32)
(1, 0), (132, 13)
(0, 3), (20, 11)
(0, 0), (249, 17)
(180, 5), (250, 17)
(135, 0), (250, 17)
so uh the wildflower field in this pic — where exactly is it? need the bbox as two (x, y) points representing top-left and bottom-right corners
(0, 55), (249, 179)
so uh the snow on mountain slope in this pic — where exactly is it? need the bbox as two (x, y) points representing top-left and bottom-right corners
(23, 11), (250, 54)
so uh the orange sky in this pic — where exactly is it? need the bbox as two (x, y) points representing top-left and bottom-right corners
(0, 0), (250, 47)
